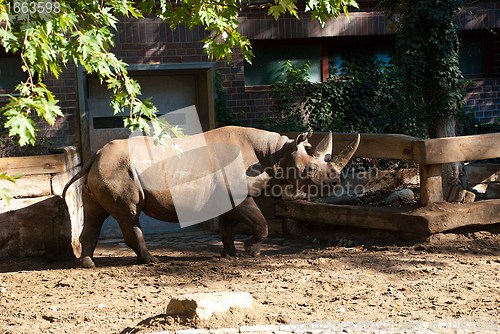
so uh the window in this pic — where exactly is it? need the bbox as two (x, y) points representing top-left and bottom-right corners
(244, 46), (322, 86)
(0, 55), (25, 94)
(244, 37), (393, 86)
(459, 36), (485, 77)
(328, 46), (392, 76)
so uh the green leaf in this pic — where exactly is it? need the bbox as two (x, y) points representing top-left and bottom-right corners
(4, 113), (37, 146)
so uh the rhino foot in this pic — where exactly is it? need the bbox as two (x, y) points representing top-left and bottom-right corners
(137, 254), (159, 265)
(80, 256), (96, 268)
(221, 248), (244, 258)
(244, 241), (262, 257)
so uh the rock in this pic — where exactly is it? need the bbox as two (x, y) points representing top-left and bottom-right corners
(208, 328), (239, 334)
(445, 184), (476, 203)
(385, 189), (415, 205)
(176, 330), (210, 334)
(166, 292), (253, 320)
(473, 183), (488, 194)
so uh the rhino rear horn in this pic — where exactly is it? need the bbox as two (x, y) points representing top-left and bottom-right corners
(330, 134), (361, 170)
(313, 131), (333, 159)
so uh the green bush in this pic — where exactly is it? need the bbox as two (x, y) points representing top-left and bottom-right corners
(457, 113), (500, 136)
(269, 49), (429, 137)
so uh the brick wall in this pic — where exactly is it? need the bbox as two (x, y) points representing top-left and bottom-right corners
(37, 1), (500, 148)
(41, 64), (79, 147)
(463, 32), (500, 123)
(465, 79), (500, 123)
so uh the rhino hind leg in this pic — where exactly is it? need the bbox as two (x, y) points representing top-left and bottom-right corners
(220, 197), (268, 257)
(115, 215), (159, 265)
(79, 191), (110, 268)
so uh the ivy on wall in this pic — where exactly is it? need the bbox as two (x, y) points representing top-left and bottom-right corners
(380, 0), (466, 138)
(269, 1), (472, 139)
(268, 49), (429, 138)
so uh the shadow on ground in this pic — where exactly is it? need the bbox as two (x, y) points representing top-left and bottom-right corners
(1, 226), (500, 274)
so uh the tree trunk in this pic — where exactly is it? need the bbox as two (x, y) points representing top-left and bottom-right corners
(434, 115), (475, 203)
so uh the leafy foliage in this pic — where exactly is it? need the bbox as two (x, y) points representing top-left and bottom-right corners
(0, 172), (21, 207)
(457, 113), (500, 136)
(269, 50), (429, 137)
(379, 0), (466, 137)
(214, 70), (242, 126)
(0, 0), (358, 147)
(0, 0), (160, 145)
(271, 0), (469, 138)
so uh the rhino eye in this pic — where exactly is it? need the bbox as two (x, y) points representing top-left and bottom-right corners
(324, 154), (332, 162)
(304, 165), (316, 176)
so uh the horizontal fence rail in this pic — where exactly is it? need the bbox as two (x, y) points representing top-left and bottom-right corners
(283, 131), (500, 205)
(284, 132), (500, 164)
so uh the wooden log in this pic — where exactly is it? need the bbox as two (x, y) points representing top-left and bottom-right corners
(0, 154), (67, 175)
(465, 163), (500, 185)
(51, 146), (81, 171)
(283, 132), (417, 160)
(412, 133), (500, 165)
(0, 174), (52, 198)
(276, 199), (500, 235)
(418, 200), (500, 234)
(419, 164), (444, 205)
(276, 200), (431, 235)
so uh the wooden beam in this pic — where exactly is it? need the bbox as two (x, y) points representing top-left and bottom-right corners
(419, 164), (444, 205)
(276, 199), (500, 235)
(0, 154), (67, 175)
(321, 46), (329, 82)
(412, 133), (500, 165)
(283, 132), (418, 160)
(0, 174), (52, 197)
(276, 200), (431, 235)
(419, 200), (500, 234)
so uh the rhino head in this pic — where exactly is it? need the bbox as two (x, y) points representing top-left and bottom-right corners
(278, 130), (360, 200)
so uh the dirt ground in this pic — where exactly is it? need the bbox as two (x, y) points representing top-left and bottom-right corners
(1, 229), (500, 334)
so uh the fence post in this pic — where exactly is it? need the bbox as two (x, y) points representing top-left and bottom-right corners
(419, 164), (444, 205)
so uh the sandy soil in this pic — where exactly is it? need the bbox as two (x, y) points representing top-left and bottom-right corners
(1, 230), (500, 334)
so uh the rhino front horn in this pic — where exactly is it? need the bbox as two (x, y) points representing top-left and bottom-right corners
(313, 131), (333, 159)
(331, 134), (361, 170)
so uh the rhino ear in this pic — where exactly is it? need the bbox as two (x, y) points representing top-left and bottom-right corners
(330, 133), (360, 170)
(313, 131), (333, 159)
(295, 128), (313, 146)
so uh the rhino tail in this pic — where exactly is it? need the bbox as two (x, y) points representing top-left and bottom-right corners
(61, 153), (97, 199)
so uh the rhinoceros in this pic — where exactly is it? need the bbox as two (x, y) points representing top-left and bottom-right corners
(63, 126), (360, 267)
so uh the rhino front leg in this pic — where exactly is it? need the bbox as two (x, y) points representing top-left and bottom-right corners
(220, 197), (268, 257)
(240, 197), (268, 257)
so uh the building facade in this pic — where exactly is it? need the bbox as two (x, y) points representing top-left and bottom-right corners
(1, 0), (499, 152)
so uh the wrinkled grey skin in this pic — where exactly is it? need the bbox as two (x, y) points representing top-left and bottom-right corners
(63, 126), (359, 268)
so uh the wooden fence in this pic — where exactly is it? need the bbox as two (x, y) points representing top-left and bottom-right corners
(284, 132), (500, 206)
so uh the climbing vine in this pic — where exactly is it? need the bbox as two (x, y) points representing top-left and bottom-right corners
(269, 49), (429, 137)
(270, 1), (468, 139)
(380, 0), (466, 137)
